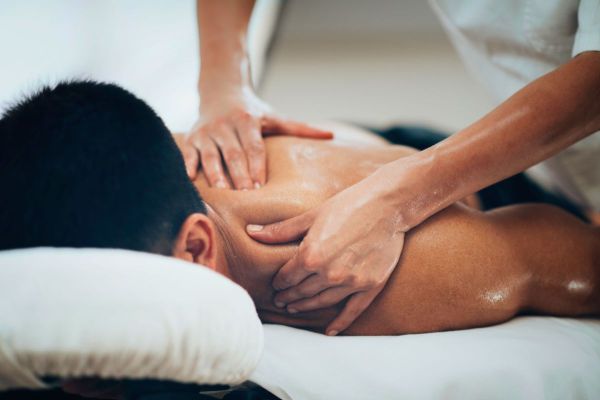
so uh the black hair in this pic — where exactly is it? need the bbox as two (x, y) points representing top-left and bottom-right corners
(0, 80), (206, 254)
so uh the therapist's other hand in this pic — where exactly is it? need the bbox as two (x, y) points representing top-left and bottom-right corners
(185, 88), (332, 188)
(246, 169), (406, 335)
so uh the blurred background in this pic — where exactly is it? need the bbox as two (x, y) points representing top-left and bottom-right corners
(0, 0), (493, 134)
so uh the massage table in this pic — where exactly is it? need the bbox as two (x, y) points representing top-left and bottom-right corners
(1, 248), (599, 399)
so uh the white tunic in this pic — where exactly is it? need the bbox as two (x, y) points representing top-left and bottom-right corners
(430, 0), (600, 211)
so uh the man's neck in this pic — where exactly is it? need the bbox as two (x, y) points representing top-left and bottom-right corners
(207, 205), (264, 300)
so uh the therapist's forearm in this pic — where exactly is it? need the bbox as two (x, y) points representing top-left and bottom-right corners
(385, 51), (600, 229)
(197, 0), (255, 96)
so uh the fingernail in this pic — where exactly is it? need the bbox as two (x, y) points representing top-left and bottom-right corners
(288, 308), (298, 314)
(274, 301), (285, 308)
(254, 181), (261, 189)
(215, 181), (227, 189)
(247, 224), (263, 232)
(327, 330), (338, 336)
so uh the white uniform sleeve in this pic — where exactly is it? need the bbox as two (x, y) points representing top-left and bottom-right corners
(573, 0), (600, 56)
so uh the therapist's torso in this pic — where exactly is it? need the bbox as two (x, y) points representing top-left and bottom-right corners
(430, 0), (600, 212)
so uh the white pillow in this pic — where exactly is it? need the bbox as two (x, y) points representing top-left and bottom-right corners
(0, 247), (263, 391)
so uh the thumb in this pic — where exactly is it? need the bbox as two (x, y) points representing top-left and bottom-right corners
(262, 116), (334, 140)
(246, 209), (316, 244)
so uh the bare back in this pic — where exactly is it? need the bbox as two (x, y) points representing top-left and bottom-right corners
(195, 124), (599, 335)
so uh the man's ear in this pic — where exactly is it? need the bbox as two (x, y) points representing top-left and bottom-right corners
(172, 213), (219, 270)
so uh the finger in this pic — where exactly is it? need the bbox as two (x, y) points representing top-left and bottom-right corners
(211, 124), (253, 190)
(193, 136), (229, 189)
(182, 139), (200, 179)
(273, 273), (333, 306)
(246, 209), (316, 244)
(235, 113), (266, 187)
(173, 134), (199, 179)
(325, 287), (383, 336)
(272, 252), (314, 291)
(262, 116), (334, 139)
(284, 286), (354, 313)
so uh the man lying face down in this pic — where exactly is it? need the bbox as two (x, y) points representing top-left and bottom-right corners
(1, 81), (598, 336)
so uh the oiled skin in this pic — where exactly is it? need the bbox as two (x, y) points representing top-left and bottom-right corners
(194, 124), (600, 335)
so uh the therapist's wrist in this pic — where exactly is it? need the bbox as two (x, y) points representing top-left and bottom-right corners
(374, 153), (448, 231)
(199, 67), (253, 107)
(198, 83), (258, 116)
(199, 42), (252, 93)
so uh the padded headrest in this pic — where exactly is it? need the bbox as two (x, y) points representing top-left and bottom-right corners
(0, 248), (263, 391)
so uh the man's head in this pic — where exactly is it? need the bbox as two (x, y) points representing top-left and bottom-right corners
(0, 81), (223, 268)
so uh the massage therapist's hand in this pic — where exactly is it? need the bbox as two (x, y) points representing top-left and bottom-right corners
(246, 167), (407, 335)
(184, 87), (332, 188)
(191, 0), (331, 188)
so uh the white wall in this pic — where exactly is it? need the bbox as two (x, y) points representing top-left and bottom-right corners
(260, 0), (494, 132)
(0, 0), (200, 132)
(1, 0), (493, 133)
(278, 0), (446, 41)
